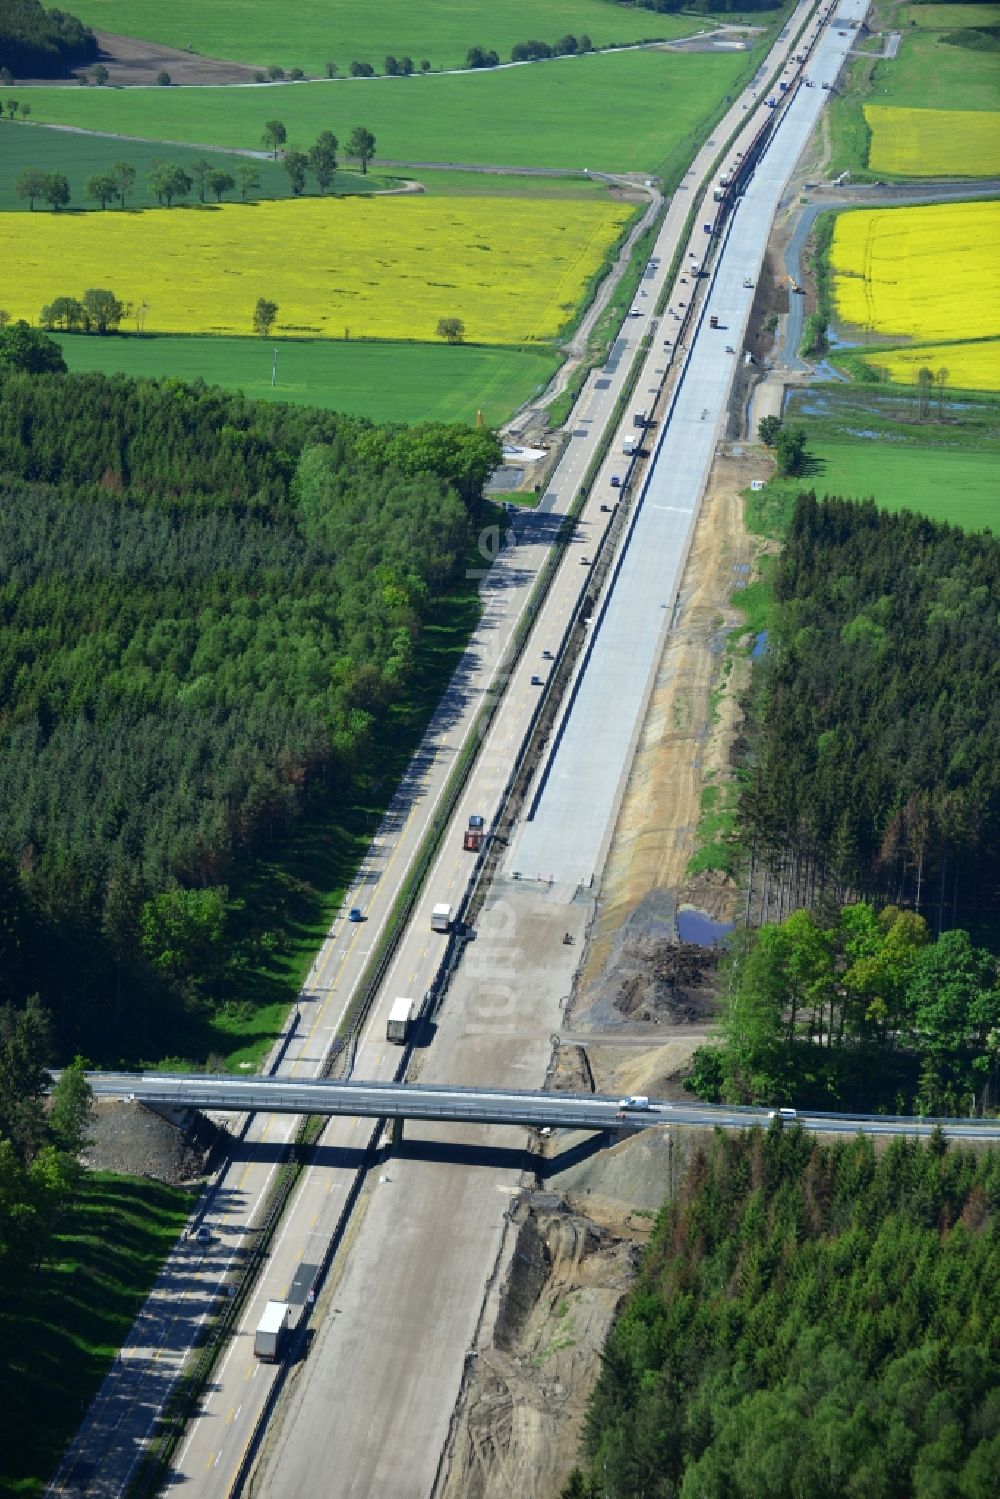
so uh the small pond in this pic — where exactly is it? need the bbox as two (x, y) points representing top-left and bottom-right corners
(676, 907), (734, 947)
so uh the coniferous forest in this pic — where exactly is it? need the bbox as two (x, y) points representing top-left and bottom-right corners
(0, 370), (500, 1060)
(565, 1129), (1000, 1499)
(739, 496), (1000, 923)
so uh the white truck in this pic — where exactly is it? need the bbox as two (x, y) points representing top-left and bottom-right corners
(623, 435), (638, 457)
(431, 902), (453, 933)
(387, 995), (415, 1044)
(254, 1300), (292, 1362)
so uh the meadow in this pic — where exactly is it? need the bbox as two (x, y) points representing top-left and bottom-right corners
(804, 439), (999, 531)
(865, 105), (1000, 176)
(71, 0), (699, 73)
(0, 193), (632, 341)
(54, 332), (560, 424)
(861, 16), (1000, 112)
(0, 118), (384, 210)
(10, 47), (751, 176)
(830, 200), (1000, 346)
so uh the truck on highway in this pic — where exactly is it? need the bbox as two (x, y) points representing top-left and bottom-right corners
(463, 814), (485, 852)
(431, 902), (453, 933)
(387, 995), (415, 1044)
(623, 436), (638, 457)
(709, 314), (720, 328)
(632, 410), (647, 429)
(254, 1301), (292, 1362)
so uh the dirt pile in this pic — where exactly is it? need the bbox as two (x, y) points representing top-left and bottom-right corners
(83, 1098), (225, 1183)
(573, 890), (719, 1031)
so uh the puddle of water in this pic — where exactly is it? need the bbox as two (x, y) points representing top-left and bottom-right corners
(751, 629), (768, 659)
(677, 907), (734, 947)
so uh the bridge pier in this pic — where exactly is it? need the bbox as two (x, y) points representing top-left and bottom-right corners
(390, 1116), (405, 1148)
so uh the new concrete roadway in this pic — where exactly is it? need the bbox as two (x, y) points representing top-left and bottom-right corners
(47, 5), (854, 1497)
(510, 0), (870, 887)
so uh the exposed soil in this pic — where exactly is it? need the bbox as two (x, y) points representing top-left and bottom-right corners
(439, 1193), (645, 1499)
(439, 1125), (713, 1499)
(578, 443), (768, 999)
(17, 32), (263, 87)
(83, 1098), (225, 1184)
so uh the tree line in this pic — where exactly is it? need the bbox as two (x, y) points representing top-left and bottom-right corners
(0, 999), (92, 1288)
(566, 1127), (999, 1498)
(689, 900), (1000, 1116)
(261, 121), (376, 178)
(0, 0), (96, 79)
(0, 369), (500, 1060)
(736, 495), (1000, 926)
(12, 126), (378, 217)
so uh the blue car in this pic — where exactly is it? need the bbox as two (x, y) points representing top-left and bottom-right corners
(348, 907), (364, 923)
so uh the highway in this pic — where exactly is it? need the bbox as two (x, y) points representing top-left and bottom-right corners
(88, 1072), (1000, 1140)
(510, 0), (870, 887)
(48, 5), (865, 1497)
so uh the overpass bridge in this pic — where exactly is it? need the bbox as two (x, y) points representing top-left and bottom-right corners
(86, 1072), (999, 1141)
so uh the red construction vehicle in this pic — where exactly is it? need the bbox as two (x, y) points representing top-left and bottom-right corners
(463, 814), (485, 852)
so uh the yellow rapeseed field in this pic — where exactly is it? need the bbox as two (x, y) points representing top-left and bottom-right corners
(865, 106), (1000, 177)
(0, 196), (631, 343)
(873, 339), (1000, 393)
(830, 200), (1000, 345)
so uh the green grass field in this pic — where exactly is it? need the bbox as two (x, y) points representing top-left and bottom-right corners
(54, 332), (560, 425)
(11, 48), (752, 175)
(71, 0), (705, 73)
(0, 1172), (193, 1497)
(748, 382), (1000, 535)
(900, 4), (1000, 32)
(0, 119), (386, 211)
(805, 440), (999, 529)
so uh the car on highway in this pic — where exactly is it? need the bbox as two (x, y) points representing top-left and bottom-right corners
(610, 476), (622, 488)
(542, 649), (554, 660)
(530, 674), (544, 686)
(190, 1225), (213, 1244)
(768, 1107), (798, 1121)
(628, 309), (643, 318)
(348, 907), (364, 923)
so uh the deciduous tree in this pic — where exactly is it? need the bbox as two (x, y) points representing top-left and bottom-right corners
(112, 159), (135, 208)
(253, 297), (278, 336)
(43, 172), (70, 211)
(308, 130), (339, 192)
(237, 163), (260, 200)
(0, 320), (67, 372)
(346, 125), (376, 173)
(207, 169), (235, 203)
(85, 170), (117, 209)
(436, 316), (465, 343)
(14, 167), (47, 210)
(261, 118), (287, 157)
(283, 148), (308, 196)
(82, 287), (126, 334)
